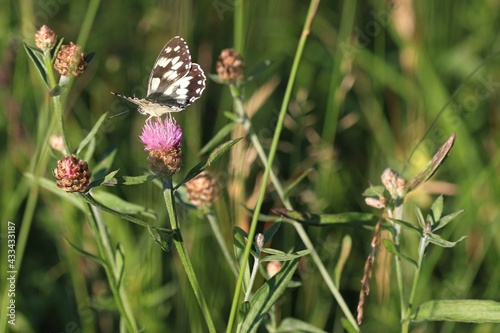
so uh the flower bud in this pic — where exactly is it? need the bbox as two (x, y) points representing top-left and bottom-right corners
(53, 154), (92, 192)
(35, 25), (57, 52)
(216, 48), (245, 83)
(54, 42), (88, 78)
(266, 261), (283, 278)
(185, 171), (221, 208)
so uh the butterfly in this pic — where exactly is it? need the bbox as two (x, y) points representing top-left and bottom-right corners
(112, 36), (206, 118)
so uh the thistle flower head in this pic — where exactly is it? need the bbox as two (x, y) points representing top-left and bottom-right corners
(185, 171), (221, 208)
(35, 25), (57, 52)
(53, 154), (92, 192)
(216, 48), (245, 83)
(140, 117), (183, 177)
(54, 42), (87, 78)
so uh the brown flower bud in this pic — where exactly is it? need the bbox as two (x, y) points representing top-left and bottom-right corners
(54, 42), (87, 78)
(185, 171), (220, 208)
(53, 154), (92, 192)
(147, 147), (183, 178)
(266, 261), (283, 278)
(49, 134), (66, 154)
(35, 25), (57, 52)
(216, 48), (245, 83)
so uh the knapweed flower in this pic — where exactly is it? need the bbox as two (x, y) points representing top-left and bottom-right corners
(53, 154), (92, 192)
(54, 42), (87, 78)
(185, 171), (221, 208)
(216, 48), (245, 83)
(35, 25), (57, 52)
(140, 117), (183, 177)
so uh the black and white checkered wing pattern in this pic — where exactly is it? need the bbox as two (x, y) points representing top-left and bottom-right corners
(112, 36), (206, 118)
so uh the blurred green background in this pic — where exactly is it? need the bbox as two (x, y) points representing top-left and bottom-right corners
(1, 0), (500, 332)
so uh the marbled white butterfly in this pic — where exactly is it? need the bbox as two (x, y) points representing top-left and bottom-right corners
(112, 36), (206, 118)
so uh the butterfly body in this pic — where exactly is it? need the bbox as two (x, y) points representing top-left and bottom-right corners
(112, 36), (206, 117)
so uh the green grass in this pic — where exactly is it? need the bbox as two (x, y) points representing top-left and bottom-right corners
(1, 0), (500, 332)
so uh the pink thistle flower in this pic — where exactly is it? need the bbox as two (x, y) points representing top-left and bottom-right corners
(139, 117), (183, 177)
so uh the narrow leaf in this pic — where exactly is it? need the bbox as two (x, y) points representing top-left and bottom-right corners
(233, 227), (251, 292)
(427, 233), (467, 248)
(382, 239), (417, 267)
(240, 258), (300, 333)
(148, 225), (173, 252)
(175, 138), (242, 189)
(334, 235), (352, 286)
(415, 205), (426, 229)
(407, 133), (456, 192)
(271, 208), (378, 228)
(91, 146), (118, 180)
(94, 174), (156, 187)
(262, 222), (282, 244)
(260, 249), (311, 262)
(24, 42), (48, 86)
(362, 185), (386, 197)
(390, 218), (423, 236)
(64, 238), (104, 265)
(411, 300), (500, 323)
(76, 112), (108, 155)
(429, 195), (444, 224)
(114, 244), (125, 289)
(283, 168), (313, 199)
(91, 190), (157, 219)
(26, 173), (85, 210)
(276, 318), (328, 333)
(433, 209), (465, 232)
(199, 122), (237, 155)
(242, 59), (275, 84)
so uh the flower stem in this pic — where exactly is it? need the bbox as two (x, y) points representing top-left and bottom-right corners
(162, 178), (217, 333)
(206, 211), (239, 277)
(389, 202), (407, 322)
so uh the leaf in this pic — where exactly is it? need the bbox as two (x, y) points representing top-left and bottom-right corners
(224, 111), (240, 122)
(411, 300), (500, 323)
(362, 185), (386, 197)
(91, 190), (157, 219)
(114, 244), (125, 289)
(429, 195), (444, 224)
(340, 317), (358, 333)
(334, 235), (352, 286)
(276, 317), (328, 333)
(175, 138), (242, 190)
(25, 173), (85, 210)
(407, 133), (456, 192)
(240, 258), (300, 333)
(87, 169), (120, 189)
(199, 122), (237, 155)
(427, 233), (467, 248)
(390, 218), (423, 236)
(93, 174), (156, 187)
(262, 222), (282, 244)
(64, 238), (104, 265)
(260, 249), (311, 262)
(382, 239), (417, 267)
(415, 205), (426, 229)
(76, 112), (108, 155)
(242, 59), (275, 84)
(433, 209), (465, 232)
(24, 42), (48, 87)
(233, 227), (251, 292)
(208, 73), (225, 84)
(148, 226), (173, 252)
(283, 168), (313, 199)
(271, 209), (379, 228)
(92, 146), (118, 180)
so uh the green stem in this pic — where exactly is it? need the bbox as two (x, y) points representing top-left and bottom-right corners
(390, 202), (406, 322)
(206, 211), (239, 277)
(162, 178), (216, 333)
(244, 255), (260, 303)
(234, 0), (244, 53)
(226, 1), (334, 332)
(402, 235), (427, 333)
(86, 203), (139, 332)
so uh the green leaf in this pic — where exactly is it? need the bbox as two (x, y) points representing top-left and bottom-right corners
(24, 42), (48, 87)
(91, 190), (157, 219)
(148, 226), (173, 252)
(362, 185), (386, 197)
(429, 195), (444, 224)
(407, 133), (456, 192)
(340, 317), (358, 333)
(91, 147), (118, 180)
(390, 218), (423, 236)
(382, 239), (417, 267)
(427, 233), (467, 248)
(283, 168), (313, 199)
(76, 112), (108, 155)
(26, 173), (85, 210)
(209, 73), (225, 84)
(411, 300), (500, 323)
(240, 258), (300, 333)
(199, 122), (237, 155)
(175, 138), (242, 190)
(415, 205), (426, 229)
(64, 238), (104, 265)
(262, 222), (282, 244)
(334, 235), (352, 286)
(276, 317), (328, 333)
(271, 209), (379, 228)
(87, 169), (120, 189)
(114, 244), (125, 289)
(233, 227), (251, 292)
(242, 59), (275, 84)
(94, 174), (156, 187)
(260, 249), (311, 262)
(433, 209), (465, 232)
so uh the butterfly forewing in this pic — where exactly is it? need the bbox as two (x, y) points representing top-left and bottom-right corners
(112, 36), (206, 117)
